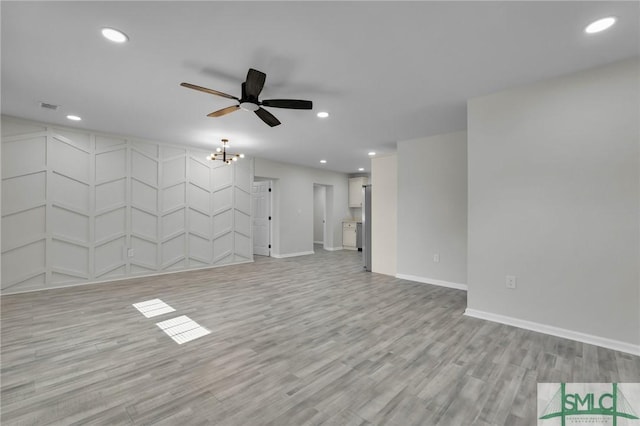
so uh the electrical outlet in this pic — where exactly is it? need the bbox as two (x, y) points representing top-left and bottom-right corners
(433, 253), (440, 263)
(128, 248), (135, 257)
(506, 275), (517, 289)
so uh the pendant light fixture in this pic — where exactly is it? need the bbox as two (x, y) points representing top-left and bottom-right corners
(206, 139), (245, 164)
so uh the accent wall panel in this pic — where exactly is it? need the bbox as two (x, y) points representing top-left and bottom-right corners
(94, 137), (127, 281)
(1, 123), (48, 292)
(233, 163), (252, 261)
(188, 155), (212, 267)
(130, 142), (160, 275)
(1, 116), (253, 293)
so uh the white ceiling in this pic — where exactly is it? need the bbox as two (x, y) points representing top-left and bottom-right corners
(2, 1), (638, 173)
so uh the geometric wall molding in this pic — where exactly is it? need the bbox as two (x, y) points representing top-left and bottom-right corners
(1, 115), (254, 293)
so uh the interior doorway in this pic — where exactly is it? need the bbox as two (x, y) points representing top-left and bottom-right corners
(313, 185), (326, 246)
(252, 180), (271, 256)
(313, 183), (334, 250)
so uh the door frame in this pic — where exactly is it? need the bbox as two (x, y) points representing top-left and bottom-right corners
(313, 184), (327, 247)
(252, 179), (272, 256)
(313, 183), (333, 251)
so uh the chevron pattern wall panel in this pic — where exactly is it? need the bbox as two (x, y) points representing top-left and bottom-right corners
(94, 135), (127, 281)
(1, 119), (48, 292)
(1, 116), (253, 293)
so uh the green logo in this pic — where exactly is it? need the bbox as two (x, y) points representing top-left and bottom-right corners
(539, 383), (639, 426)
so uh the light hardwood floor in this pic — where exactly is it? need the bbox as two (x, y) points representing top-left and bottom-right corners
(2, 247), (639, 425)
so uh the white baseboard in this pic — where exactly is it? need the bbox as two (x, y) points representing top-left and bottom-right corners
(1, 259), (255, 296)
(464, 308), (640, 356)
(271, 251), (315, 259)
(395, 273), (468, 291)
(313, 240), (324, 245)
(324, 246), (343, 251)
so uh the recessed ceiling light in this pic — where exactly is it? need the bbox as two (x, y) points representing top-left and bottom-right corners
(320, 160), (327, 164)
(101, 27), (129, 43)
(585, 17), (616, 34)
(368, 152), (376, 156)
(358, 168), (364, 171)
(317, 112), (329, 118)
(66, 115), (82, 121)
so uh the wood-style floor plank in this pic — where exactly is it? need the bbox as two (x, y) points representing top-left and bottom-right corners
(1, 246), (638, 425)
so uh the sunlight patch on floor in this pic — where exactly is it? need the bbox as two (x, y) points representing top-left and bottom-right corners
(132, 299), (176, 318)
(155, 315), (210, 344)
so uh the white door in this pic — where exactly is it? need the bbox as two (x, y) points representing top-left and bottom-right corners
(252, 181), (271, 256)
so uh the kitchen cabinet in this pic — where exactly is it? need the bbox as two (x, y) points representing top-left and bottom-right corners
(349, 177), (368, 208)
(343, 222), (357, 250)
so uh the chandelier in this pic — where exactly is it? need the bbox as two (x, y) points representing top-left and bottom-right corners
(206, 139), (245, 164)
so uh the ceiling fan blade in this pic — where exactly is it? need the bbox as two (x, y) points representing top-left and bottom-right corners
(180, 82), (239, 100)
(255, 107), (281, 127)
(261, 99), (313, 110)
(207, 105), (239, 117)
(245, 68), (266, 99)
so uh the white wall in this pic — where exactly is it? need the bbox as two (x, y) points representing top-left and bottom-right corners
(1, 116), (253, 293)
(371, 154), (397, 276)
(396, 132), (468, 289)
(313, 185), (326, 243)
(467, 58), (640, 350)
(254, 158), (349, 256)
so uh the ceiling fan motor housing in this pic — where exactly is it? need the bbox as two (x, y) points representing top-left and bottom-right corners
(239, 82), (259, 111)
(239, 102), (259, 112)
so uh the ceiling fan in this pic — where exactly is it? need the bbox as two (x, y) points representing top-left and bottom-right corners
(181, 68), (313, 127)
